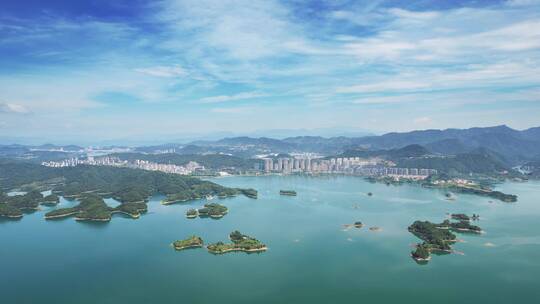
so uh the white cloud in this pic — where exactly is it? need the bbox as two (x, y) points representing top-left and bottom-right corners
(413, 117), (433, 125)
(134, 65), (187, 77)
(0, 102), (30, 114)
(337, 81), (431, 94)
(199, 91), (266, 103)
(211, 107), (251, 113)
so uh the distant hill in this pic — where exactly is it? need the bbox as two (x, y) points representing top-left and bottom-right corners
(111, 153), (262, 171)
(336, 144), (430, 159)
(181, 125), (540, 164)
(395, 149), (510, 176)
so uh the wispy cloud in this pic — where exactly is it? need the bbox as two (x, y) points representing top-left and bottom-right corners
(0, 102), (30, 114)
(1, 0), (540, 138)
(198, 91), (266, 104)
(134, 65), (187, 78)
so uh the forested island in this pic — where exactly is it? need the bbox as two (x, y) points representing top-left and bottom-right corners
(0, 161), (257, 221)
(0, 190), (57, 218)
(279, 190), (297, 196)
(44, 193), (148, 221)
(207, 231), (267, 254)
(173, 236), (204, 251)
(408, 216), (483, 263)
(188, 203), (229, 219)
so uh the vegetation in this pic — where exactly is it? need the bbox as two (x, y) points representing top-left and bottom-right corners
(279, 190), (297, 196)
(408, 217), (483, 263)
(0, 162), (256, 220)
(41, 194), (60, 206)
(45, 193), (144, 221)
(111, 152), (263, 171)
(0, 190), (60, 218)
(113, 202), (148, 218)
(411, 244), (431, 261)
(447, 185), (517, 202)
(186, 208), (198, 218)
(449, 221), (482, 233)
(450, 213), (470, 221)
(196, 203), (228, 219)
(173, 236), (204, 250)
(0, 203), (23, 218)
(238, 188), (258, 199)
(207, 231), (266, 254)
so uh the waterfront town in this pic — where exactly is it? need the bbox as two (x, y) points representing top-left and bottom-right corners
(42, 155), (437, 180)
(263, 157), (437, 179)
(42, 156), (204, 175)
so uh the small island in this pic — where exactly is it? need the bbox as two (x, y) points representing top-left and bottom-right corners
(367, 192), (373, 196)
(173, 236), (204, 251)
(239, 188), (258, 199)
(186, 208), (198, 219)
(450, 213), (480, 222)
(279, 190), (297, 196)
(207, 231), (267, 254)
(408, 216), (483, 263)
(195, 203), (228, 219)
(41, 194), (60, 206)
(161, 188), (258, 205)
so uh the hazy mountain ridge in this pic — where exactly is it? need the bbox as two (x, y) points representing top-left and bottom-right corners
(179, 125), (540, 164)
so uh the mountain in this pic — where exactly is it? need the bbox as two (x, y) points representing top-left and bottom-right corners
(184, 125), (540, 164)
(396, 150), (510, 176)
(111, 153), (262, 171)
(336, 144), (430, 159)
(424, 139), (471, 155)
(347, 125), (540, 164)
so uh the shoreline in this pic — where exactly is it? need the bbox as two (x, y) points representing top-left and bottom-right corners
(207, 246), (268, 254)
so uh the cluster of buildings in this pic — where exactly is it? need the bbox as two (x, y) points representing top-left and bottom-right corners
(132, 159), (203, 175)
(263, 157), (381, 173)
(263, 157), (437, 179)
(42, 156), (204, 175)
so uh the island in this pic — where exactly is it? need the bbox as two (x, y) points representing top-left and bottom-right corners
(450, 213), (480, 222)
(194, 203), (228, 219)
(422, 176), (518, 202)
(41, 194), (60, 206)
(186, 208), (198, 219)
(172, 236), (204, 251)
(411, 244), (431, 262)
(279, 190), (297, 196)
(45, 193), (147, 221)
(0, 190), (59, 218)
(207, 231), (267, 254)
(239, 188), (258, 199)
(408, 216), (483, 263)
(447, 185), (517, 202)
(0, 203), (24, 218)
(0, 162), (257, 222)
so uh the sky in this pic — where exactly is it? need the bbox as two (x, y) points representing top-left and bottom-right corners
(0, 0), (539, 143)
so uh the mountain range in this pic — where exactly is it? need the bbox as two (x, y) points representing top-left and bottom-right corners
(180, 125), (540, 165)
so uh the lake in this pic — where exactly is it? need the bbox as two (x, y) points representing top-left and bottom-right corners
(1, 175), (539, 303)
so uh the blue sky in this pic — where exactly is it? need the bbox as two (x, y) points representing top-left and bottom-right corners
(0, 0), (539, 143)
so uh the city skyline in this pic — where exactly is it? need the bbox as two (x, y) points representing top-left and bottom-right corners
(1, 0), (539, 142)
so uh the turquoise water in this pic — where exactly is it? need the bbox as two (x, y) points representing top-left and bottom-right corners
(1, 175), (540, 303)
